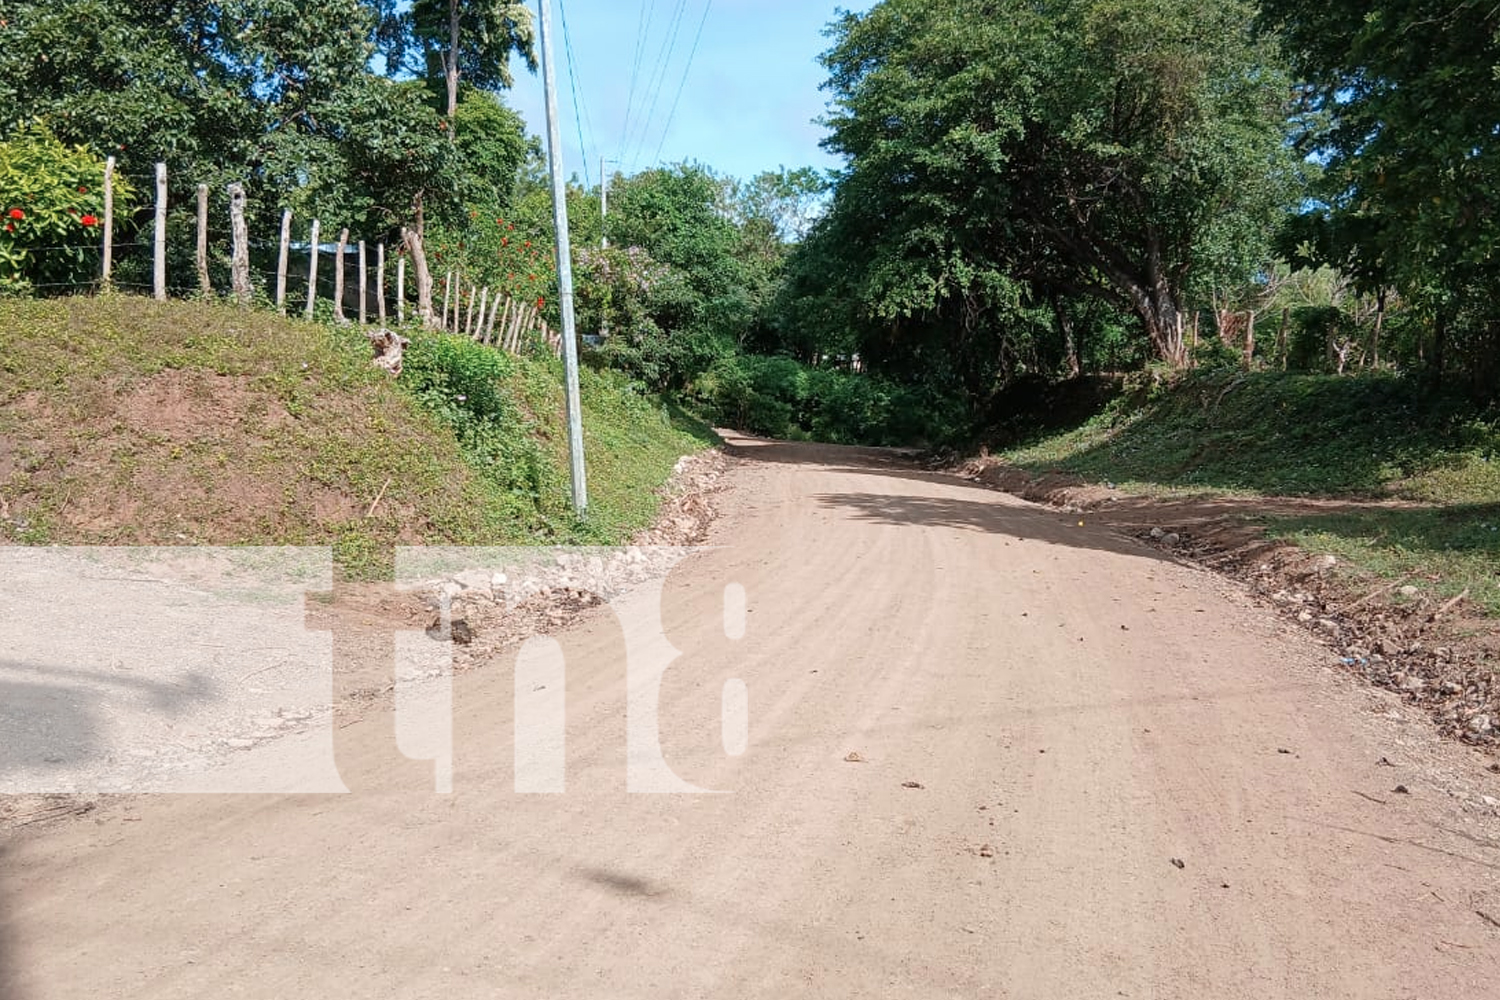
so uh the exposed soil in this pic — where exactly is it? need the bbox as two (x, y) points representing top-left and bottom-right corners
(957, 457), (1500, 752)
(1, 370), (369, 544)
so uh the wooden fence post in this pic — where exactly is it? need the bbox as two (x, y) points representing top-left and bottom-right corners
(377, 243), (386, 325)
(227, 183), (251, 304)
(508, 299), (524, 352)
(441, 272), (453, 332)
(396, 254), (406, 324)
(475, 287), (490, 341)
(493, 296), (511, 347)
(333, 228), (348, 323)
(195, 184), (211, 296)
(153, 162), (167, 301)
(305, 219), (320, 319)
(464, 283), (475, 337)
(358, 240), (367, 325)
(101, 156), (115, 288)
(275, 209), (292, 312)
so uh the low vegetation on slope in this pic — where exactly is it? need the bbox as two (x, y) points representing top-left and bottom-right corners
(0, 296), (713, 576)
(994, 370), (1500, 613)
(1004, 370), (1500, 500)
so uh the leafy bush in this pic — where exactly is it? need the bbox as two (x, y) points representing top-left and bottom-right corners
(400, 330), (562, 506)
(689, 352), (963, 446)
(0, 122), (133, 294)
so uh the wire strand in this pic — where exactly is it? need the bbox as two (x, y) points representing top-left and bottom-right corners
(627, 0), (691, 171)
(619, 0), (658, 154)
(558, 0), (596, 188)
(652, 0), (714, 167)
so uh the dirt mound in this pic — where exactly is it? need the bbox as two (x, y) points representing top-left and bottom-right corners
(0, 296), (545, 571)
(7, 370), (372, 543)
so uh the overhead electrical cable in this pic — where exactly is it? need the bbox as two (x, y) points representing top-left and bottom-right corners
(628, 0), (691, 170)
(652, 0), (713, 166)
(558, 0), (596, 187)
(619, 0), (658, 154)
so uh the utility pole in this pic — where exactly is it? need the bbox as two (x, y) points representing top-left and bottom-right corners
(538, 0), (589, 515)
(600, 156), (610, 250)
(599, 156), (614, 340)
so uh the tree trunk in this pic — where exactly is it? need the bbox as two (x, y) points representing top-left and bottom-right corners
(1276, 307), (1289, 370)
(445, 0), (461, 138)
(1371, 289), (1386, 368)
(1051, 293), (1081, 378)
(1135, 285), (1187, 367)
(405, 193), (435, 327)
(1244, 310), (1256, 369)
(1431, 308), (1447, 388)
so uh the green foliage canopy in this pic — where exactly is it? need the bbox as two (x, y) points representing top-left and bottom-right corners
(804, 0), (1301, 377)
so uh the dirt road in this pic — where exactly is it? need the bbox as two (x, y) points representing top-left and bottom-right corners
(4, 436), (1499, 998)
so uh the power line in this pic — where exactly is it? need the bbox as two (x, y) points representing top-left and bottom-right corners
(558, 0), (596, 187)
(652, 0), (713, 166)
(619, 0), (657, 154)
(627, 0), (691, 170)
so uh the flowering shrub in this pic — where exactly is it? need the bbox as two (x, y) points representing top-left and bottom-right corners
(425, 210), (558, 322)
(0, 122), (133, 294)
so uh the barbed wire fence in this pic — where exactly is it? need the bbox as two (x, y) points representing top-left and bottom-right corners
(21, 157), (564, 360)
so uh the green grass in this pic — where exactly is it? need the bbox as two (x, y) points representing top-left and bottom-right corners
(1003, 370), (1500, 501)
(1262, 505), (1500, 615)
(996, 369), (1500, 615)
(0, 294), (715, 578)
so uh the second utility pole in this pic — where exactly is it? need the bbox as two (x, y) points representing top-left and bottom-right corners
(600, 156), (611, 340)
(537, 0), (588, 515)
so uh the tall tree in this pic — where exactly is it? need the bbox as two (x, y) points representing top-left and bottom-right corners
(406, 0), (537, 136)
(1259, 0), (1500, 389)
(814, 0), (1301, 368)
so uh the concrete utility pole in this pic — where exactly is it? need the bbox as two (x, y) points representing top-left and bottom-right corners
(599, 156), (615, 341)
(600, 156), (610, 250)
(538, 0), (589, 515)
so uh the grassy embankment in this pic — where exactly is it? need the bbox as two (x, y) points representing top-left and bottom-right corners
(992, 370), (1500, 613)
(0, 296), (715, 577)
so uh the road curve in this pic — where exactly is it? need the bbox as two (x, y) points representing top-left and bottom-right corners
(4, 435), (1499, 999)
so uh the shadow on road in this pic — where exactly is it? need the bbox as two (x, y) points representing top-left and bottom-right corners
(726, 433), (1180, 562)
(577, 866), (670, 899)
(0, 657), (214, 791)
(721, 435), (933, 474)
(812, 490), (1174, 564)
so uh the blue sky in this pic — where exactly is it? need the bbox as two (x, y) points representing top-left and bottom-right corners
(506, 1), (875, 186)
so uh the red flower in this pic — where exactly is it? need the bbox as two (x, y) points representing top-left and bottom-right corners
(77, 186), (88, 194)
(507, 224), (514, 231)
(524, 240), (531, 248)
(535, 297), (545, 310)
(80, 214), (98, 227)
(3, 223), (12, 233)
(7, 208), (23, 220)
(501, 237), (508, 245)
(528, 274), (536, 281)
